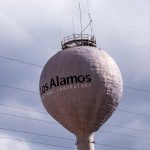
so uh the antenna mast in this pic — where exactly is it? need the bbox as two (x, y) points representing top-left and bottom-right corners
(60, 25), (62, 48)
(72, 17), (75, 35)
(61, 0), (96, 49)
(87, 0), (93, 36)
(79, 3), (83, 42)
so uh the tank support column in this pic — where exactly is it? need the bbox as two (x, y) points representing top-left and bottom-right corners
(76, 133), (95, 150)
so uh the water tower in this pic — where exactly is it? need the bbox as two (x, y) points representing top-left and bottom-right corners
(39, 32), (123, 150)
(39, 6), (123, 149)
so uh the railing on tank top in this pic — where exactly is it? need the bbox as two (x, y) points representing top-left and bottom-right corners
(61, 34), (96, 49)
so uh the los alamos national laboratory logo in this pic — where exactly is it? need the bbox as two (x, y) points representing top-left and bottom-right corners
(40, 74), (92, 97)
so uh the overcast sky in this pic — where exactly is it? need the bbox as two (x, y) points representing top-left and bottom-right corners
(0, 0), (150, 150)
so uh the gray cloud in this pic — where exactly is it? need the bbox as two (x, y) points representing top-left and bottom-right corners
(0, 0), (150, 149)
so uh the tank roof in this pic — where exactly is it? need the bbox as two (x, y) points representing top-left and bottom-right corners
(61, 34), (96, 49)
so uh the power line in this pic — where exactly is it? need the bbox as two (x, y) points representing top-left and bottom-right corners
(0, 103), (47, 114)
(1, 55), (150, 95)
(124, 85), (150, 94)
(96, 142), (139, 150)
(0, 125), (149, 144)
(0, 136), (74, 149)
(0, 127), (74, 141)
(106, 123), (150, 133)
(0, 84), (39, 94)
(0, 106), (148, 148)
(0, 103), (150, 141)
(1, 81), (150, 98)
(116, 108), (150, 118)
(0, 106), (150, 143)
(0, 112), (57, 125)
(1, 56), (150, 135)
(1, 73), (150, 117)
(1, 83), (150, 122)
(100, 130), (150, 141)
(0, 111), (150, 134)
(0, 136), (141, 150)
(1, 101), (150, 120)
(1, 84), (150, 121)
(1, 81), (150, 102)
(0, 83), (150, 122)
(0, 55), (42, 68)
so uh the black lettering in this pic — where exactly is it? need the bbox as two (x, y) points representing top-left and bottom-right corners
(60, 77), (66, 85)
(56, 76), (60, 86)
(66, 76), (78, 84)
(78, 75), (85, 83)
(40, 83), (49, 95)
(45, 83), (49, 91)
(50, 79), (57, 89)
(40, 74), (92, 93)
(86, 75), (92, 82)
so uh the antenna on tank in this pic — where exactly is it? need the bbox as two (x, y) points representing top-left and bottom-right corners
(60, 25), (63, 48)
(87, 0), (94, 36)
(79, 3), (83, 42)
(72, 17), (75, 35)
(71, 0), (76, 36)
(61, 0), (96, 49)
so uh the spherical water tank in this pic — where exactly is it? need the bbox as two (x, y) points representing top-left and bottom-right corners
(39, 45), (123, 150)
